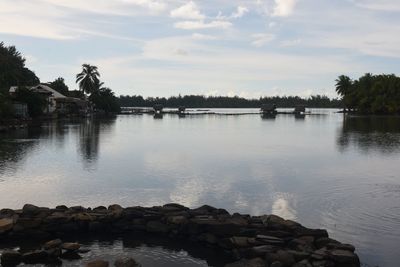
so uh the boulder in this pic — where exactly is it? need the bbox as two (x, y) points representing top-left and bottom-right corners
(224, 257), (265, 267)
(60, 251), (82, 260)
(108, 204), (123, 212)
(329, 249), (359, 264)
(22, 204), (41, 216)
(13, 218), (42, 231)
(255, 235), (285, 246)
(311, 260), (335, 267)
(61, 242), (81, 251)
(22, 250), (49, 264)
(265, 250), (295, 267)
(0, 218), (14, 233)
(55, 205), (69, 211)
(270, 262), (283, 267)
(1, 250), (22, 266)
(292, 259), (313, 267)
(86, 259), (109, 267)
(114, 257), (141, 267)
(167, 215), (188, 225)
(146, 221), (169, 233)
(43, 239), (62, 250)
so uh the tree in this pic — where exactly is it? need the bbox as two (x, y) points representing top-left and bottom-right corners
(0, 42), (39, 94)
(49, 77), (69, 95)
(89, 87), (120, 114)
(76, 64), (100, 94)
(335, 73), (400, 114)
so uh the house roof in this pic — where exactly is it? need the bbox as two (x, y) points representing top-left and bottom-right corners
(9, 84), (67, 98)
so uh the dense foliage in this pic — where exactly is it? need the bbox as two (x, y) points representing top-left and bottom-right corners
(89, 87), (121, 114)
(0, 42), (39, 94)
(118, 94), (342, 108)
(49, 77), (69, 95)
(0, 93), (14, 118)
(336, 73), (400, 114)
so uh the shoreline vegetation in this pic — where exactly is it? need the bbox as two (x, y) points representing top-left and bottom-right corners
(0, 203), (360, 267)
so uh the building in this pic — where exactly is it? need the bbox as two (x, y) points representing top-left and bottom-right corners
(9, 84), (89, 116)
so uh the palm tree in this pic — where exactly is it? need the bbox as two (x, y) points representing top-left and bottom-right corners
(76, 64), (100, 95)
(335, 75), (352, 97)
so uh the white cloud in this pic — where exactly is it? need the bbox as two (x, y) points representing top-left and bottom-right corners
(170, 1), (204, 20)
(272, 0), (297, 17)
(251, 33), (275, 47)
(174, 20), (232, 30)
(191, 33), (217, 40)
(231, 6), (249, 18)
(353, 0), (400, 12)
(43, 0), (167, 15)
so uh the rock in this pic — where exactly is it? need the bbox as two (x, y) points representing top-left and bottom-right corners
(312, 260), (335, 267)
(261, 215), (285, 227)
(13, 218), (42, 231)
(287, 250), (310, 261)
(22, 250), (49, 264)
(270, 262), (283, 267)
(114, 257), (141, 267)
(315, 238), (337, 249)
(55, 205), (68, 211)
(329, 249), (359, 264)
(1, 250), (22, 266)
(292, 259), (312, 267)
(73, 212), (93, 221)
(229, 236), (250, 247)
(167, 215), (188, 225)
(86, 259), (109, 267)
(296, 228), (328, 238)
(146, 221), (169, 233)
(89, 221), (109, 232)
(78, 248), (91, 253)
(93, 206), (107, 212)
(60, 251), (82, 260)
(61, 242), (81, 251)
(0, 209), (15, 218)
(70, 206), (86, 212)
(248, 245), (275, 257)
(43, 239), (62, 250)
(108, 204), (123, 212)
(224, 257), (265, 267)
(265, 250), (295, 267)
(163, 203), (187, 210)
(255, 235), (285, 246)
(22, 204), (41, 216)
(197, 233), (218, 244)
(326, 242), (355, 252)
(311, 248), (329, 260)
(0, 218), (14, 233)
(45, 248), (62, 258)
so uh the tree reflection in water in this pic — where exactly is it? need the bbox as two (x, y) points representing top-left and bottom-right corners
(337, 115), (400, 154)
(0, 118), (117, 173)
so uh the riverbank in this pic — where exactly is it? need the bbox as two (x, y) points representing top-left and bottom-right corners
(0, 204), (360, 267)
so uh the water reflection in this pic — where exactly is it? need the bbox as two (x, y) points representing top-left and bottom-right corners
(154, 114), (163, 119)
(261, 114), (276, 120)
(0, 118), (117, 173)
(337, 115), (400, 154)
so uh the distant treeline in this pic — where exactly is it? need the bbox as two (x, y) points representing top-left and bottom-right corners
(118, 95), (342, 108)
(336, 73), (400, 114)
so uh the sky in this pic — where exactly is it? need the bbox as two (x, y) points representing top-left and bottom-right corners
(0, 0), (399, 98)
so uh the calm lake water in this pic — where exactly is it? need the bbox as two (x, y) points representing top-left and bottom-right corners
(0, 109), (399, 267)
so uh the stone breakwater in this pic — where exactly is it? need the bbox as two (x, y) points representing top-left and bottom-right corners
(0, 204), (360, 267)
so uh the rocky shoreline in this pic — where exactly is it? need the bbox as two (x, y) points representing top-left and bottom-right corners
(0, 204), (360, 267)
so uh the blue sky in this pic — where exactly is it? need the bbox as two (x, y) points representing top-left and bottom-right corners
(0, 0), (399, 98)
